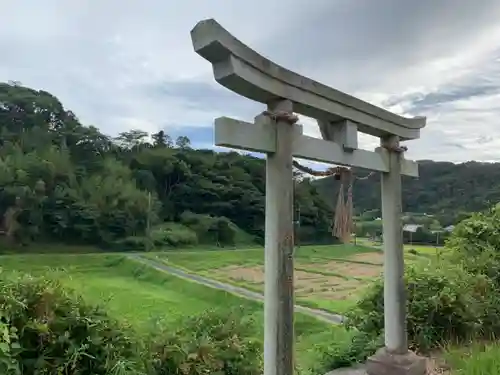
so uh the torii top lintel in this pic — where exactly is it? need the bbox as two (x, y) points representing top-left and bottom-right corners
(190, 19), (426, 141)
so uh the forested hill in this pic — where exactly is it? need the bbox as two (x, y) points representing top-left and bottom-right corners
(0, 82), (332, 249)
(314, 159), (500, 226)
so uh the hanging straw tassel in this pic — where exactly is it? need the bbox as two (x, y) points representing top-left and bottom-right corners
(345, 175), (354, 243)
(333, 170), (354, 243)
(291, 159), (373, 244)
(333, 182), (345, 239)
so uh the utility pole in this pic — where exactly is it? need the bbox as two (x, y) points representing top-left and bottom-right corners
(294, 202), (301, 249)
(292, 177), (301, 249)
(146, 192), (152, 252)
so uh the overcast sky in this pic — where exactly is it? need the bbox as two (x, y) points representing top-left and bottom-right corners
(2, 0), (500, 163)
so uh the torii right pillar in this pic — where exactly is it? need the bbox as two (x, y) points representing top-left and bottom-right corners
(366, 136), (427, 375)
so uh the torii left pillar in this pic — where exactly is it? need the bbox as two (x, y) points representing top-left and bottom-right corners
(264, 99), (295, 375)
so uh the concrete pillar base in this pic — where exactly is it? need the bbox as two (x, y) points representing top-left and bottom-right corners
(366, 348), (427, 375)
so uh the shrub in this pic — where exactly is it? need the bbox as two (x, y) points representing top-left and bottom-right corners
(313, 331), (383, 372)
(0, 270), (142, 374)
(447, 206), (500, 287)
(446, 205), (500, 258)
(146, 307), (262, 375)
(113, 235), (151, 251)
(180, 212), (238, 246)
(112, 223), (199, 251)
(150, 222), (198, 248)
(346, 262), (500, 351)
(403, 227), (449, 246)
(355, 220), (383, 238)
(296, 225), (341, 246)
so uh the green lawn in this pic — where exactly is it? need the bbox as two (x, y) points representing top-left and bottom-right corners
(0, 253), (354, 371)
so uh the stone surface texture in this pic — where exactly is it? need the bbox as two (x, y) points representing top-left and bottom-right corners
(213, 116), (419, 176)
(326, 365), (367, 375)
(366, 348), (427, 375)
(190, 18), (426, 140)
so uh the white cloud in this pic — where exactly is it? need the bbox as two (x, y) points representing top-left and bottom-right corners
(1, 0), (500, 166)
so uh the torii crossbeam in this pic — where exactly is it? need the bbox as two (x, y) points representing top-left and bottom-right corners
(191, 19), (427, 375)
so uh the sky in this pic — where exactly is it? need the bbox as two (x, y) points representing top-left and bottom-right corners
(2, 0), (500, 164)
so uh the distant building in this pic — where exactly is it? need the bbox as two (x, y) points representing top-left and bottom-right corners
(402, 224), (423, 233)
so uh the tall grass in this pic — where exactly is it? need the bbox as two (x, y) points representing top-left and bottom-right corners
(446, 342), (500, 375)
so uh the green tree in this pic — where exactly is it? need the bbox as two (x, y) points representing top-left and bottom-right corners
(152, 130), (173, 148)
(175, 135), (191, 149)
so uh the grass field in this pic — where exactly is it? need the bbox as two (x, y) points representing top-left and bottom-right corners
(0, 244), (485, 374)
(0, 253), (353, 372)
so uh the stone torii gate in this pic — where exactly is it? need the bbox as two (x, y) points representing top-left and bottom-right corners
(190, 19), (427, 375)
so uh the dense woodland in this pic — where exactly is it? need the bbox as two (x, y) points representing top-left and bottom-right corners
(1, 81), (499, 250)
(0, 82), (332, 249)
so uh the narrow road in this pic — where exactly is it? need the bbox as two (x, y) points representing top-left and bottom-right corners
(127, 253), (345, 325)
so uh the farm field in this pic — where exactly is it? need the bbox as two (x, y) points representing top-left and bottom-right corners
(146, 244), (432, 314)
(0, 252), (353, 371)
(356, 237), (445, 255)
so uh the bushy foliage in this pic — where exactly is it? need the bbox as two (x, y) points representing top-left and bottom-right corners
(0, 269), (263, 375)
(355, 220), (383, 238)
(150, 222), (198, 247)
(346, 262), (500, 352)
(444, 204), (500, 314)
(146, 308), (262, 375)
(402, 227), (449, 246)
(0, 270), (141, 374)
(313, 331), (383, 373)
(447, 205), (500, 256)
(112, 235), (152, 251)
(180, 212), (237, 246)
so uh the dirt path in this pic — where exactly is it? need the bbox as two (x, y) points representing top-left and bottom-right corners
(127, 253), (345, 325)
